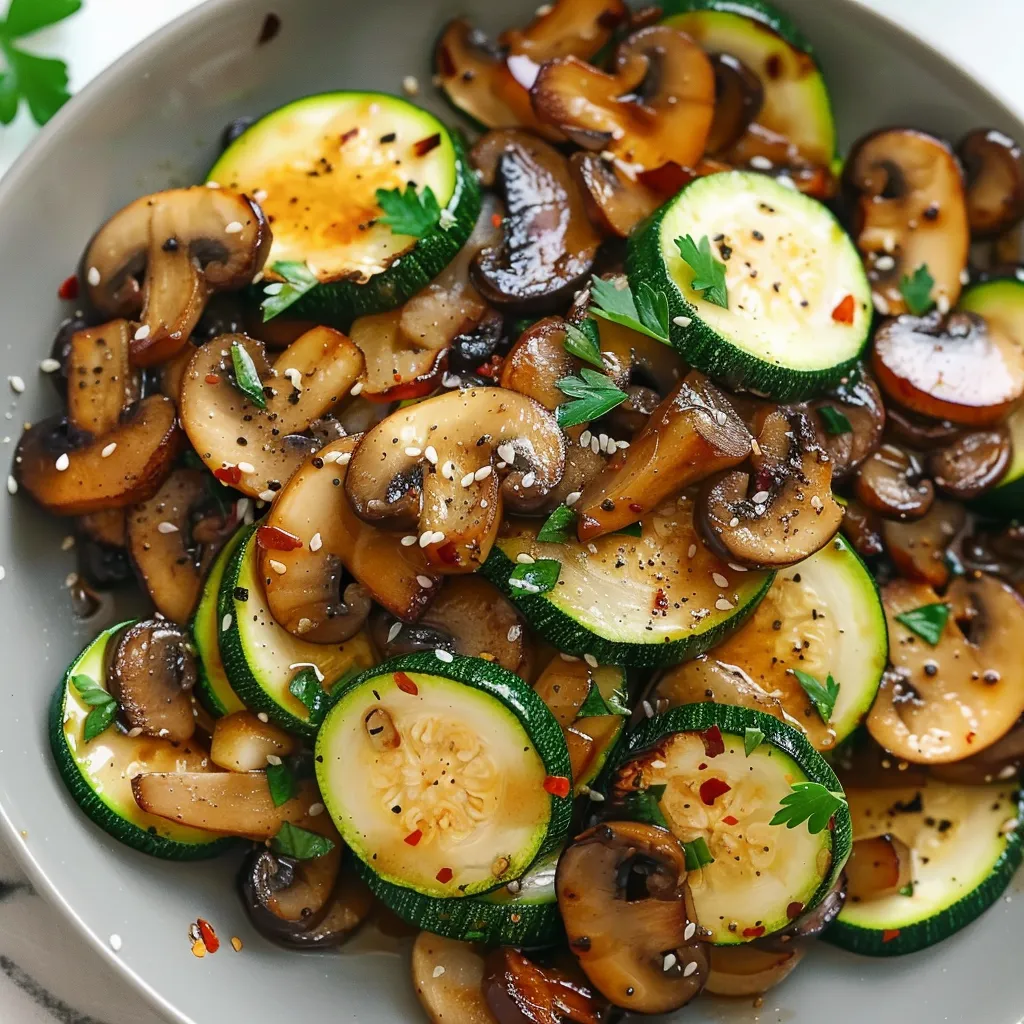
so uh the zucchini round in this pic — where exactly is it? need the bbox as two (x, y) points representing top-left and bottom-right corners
(628, 171), (871, 400)
(481, 497), (773, 668)
(612, 702), (852, 944)
(50, 623), (233, 860)
(316, 653), (572, 900)
(828, 779), (1024, 956)
(208, 91), (481, 325)
(218, 527), (375, 737)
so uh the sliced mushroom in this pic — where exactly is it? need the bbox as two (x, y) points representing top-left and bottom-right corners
(957, 129), (1024, 238)
(78, 508), (128, 548)
(704, 946), (804, 998)
(501, 316), (581, 409)
(840, 498), (885, 560)
(867, 574), (1024, 762)
(412, 933), (498, 1024)
(470, 131), (600, 313)
(484, 948), (607, 1023)
(82, 187), (270, 366)
(65, 321), (140, 436)
(961, 521), (1024, 596)
(723, 124), (838, 200)
(107, 620), (197, 742)
(845, 834), (912, 902)
(872, 310), (1024, 426)
(853, 443), (934, 521)
(882, 498), (966, 589)
(886, 404), (961, 450)
(532, 656), (601, 728)
(259, 436), (439, 634)
(557, 821), (708, 1014)
(699, 410), (843, 569)
(927, 426), (1012, 499)
(570, 152), (664, 239)
(209, 711), (296, 772)
(807, 372), (885, 481)
(575, 372), (752, 541)
(754, 874), (847, 952)
(531, 26), (716, 172)
(500, 0), (626, 62)
(706, 54), (764, 157)
(931, 715), (1024, 785)
(180, 328), (364, 499)
(344, 388), (565, 572)
(370, 575), (531, 677)
(15, 394), (181, 516)
(844, 129), (969, 316)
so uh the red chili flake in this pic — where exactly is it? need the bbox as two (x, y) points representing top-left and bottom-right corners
(831, 294), (856, 325)
(653, 588), (669, 612)
(787, 901), (805, 920)
(543, 775), (571, 798)
(404, 829), (423, 846)
(414, 133), (442, 157)
(435, 867), (454, 884)
(742, 926), (765, 938)
(699, 725), (725, 758)
(699, 778), (731, 806)
(698, 762), (708, 771)
(205, 373), (221, 385)
(340, 127), (359, 144)
(435, 542), (460, 565)
(214, 465), (242, 486)
(966, 730), (976, 744)
(882, 929), (901, 943)
(196, 918), (220, 953)
(256, 525), (303, 551)
(722, 815), (739, 826)
(628, 502), (643, 513)
(394, 671), (419, 696)
(57, 274), (79, 300)
(393, 372), (405, 383)
(491, 212), (504, 228)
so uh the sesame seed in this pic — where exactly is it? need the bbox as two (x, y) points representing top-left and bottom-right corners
(5, 476), (15, 495)
(683, 961), (698, 978)
(0, 566), (6, 582)
(225, 220), (244, 234)
(728, 563), (748, 572)
(322, 451), (342, 464)
(237, 461), (255, 474)
(441, 372), (462, 388)
(752, 490), (770, 505)
(236, 498), (251, 520)
(206, 181), (220, 188)
(598, 433), (609, 451)
(269, 559), (287, 575)
(460, 472), (475, 487)
(308, 802), (325, 816)
(101, 442), (117, 458)
(936, 293), (951, 315)
(872, 292), (891, 315)
(266, 754), (282, 766)
(750, 155), (773, 170)
(432, 965), (446, 979)
(565, 491), (582, 507)
(405, 446), (422, 457)
(960, 268), (971, 286)
(263, 282), (284, 295)
(517, 553), (536, 564)
(588, 789), (606, 802)
(663, 953), (677, 971)
(580, 430), (592, 447)
(521, 471), (536, 488)
(712, 572), (729, 588)
(715, 598), (734, 611)
(497, 443), (516, 463)
(86, 266), (101, 286)
(156, 521), (179, 535)
(127, 727), (143, 738)
(419, 531), (433, 548)
(61, 535), (75, 551)
(309, 532), (323, 552)
(222, 613), (233, 632)
(417, 575), (434, 588)
(289, 661), (324, 682)
(387, 622), (403, 643)
(350, 381), (364, 396)
(442, 460), (456, 480)
(617, 440), (630, 450)
(259, 490), (277, 502)
(584, 653), (598, 668)
(337, 452), (352, 465)
(672, 315), (692, 328)
(480, 499), (488, 508)
(591, 436), (600, 454)
(39, 358), (61, 373)
(253, 189), (268, 203)
(507, 624), (522, 641)
(8, 375), (25, 394)
(435, 648), (454, 663)
(684, 921), (696, 941)
(400, 535), (417, 547)
(55, 453), (69, 472)
(424, 445), (438, 464)
(64, 572), (78, 588)
(109, 934), (122, 952)
(642, 700), (654, 718)
(687, 544), (697, 558)
(257, 712), (269, 723)
(874, 254), (896, 271)
(474, 465), (493, 481)
(133, 324), (151, 343)
(284, 367), (302, 389)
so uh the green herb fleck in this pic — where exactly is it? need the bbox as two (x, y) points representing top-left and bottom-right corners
(899, 264), (935, 316)
(589, 275), (670, 343)
(261, 260), (319, 321)
(288, 667), (328, 725)
(70, 673), (118, 742)
(621, 784), (669, 829)
(683, 836), (716, 870)
(577, 682), (612, 718)
(770, 781), (847, 834)
(743, 726), (764, 757)
(555, 367), (628, 429)
(614, 522), (642, 538)
(818, 405), (852, 435)
(562, 320), (604, 369)
(508, 558), (561, 596)
(674, 234), (729, 309)
(266, 762), (296, 808)
(895, 602), (949, 646)
(898, 882), (914, 897)
(375, 183), (441, 237)
(793, 669), (840, 723)
(536, 504), (576, 544)
(271, 821), (335, 860)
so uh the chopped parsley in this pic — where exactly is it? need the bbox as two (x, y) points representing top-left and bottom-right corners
(674, 234), (729, 309)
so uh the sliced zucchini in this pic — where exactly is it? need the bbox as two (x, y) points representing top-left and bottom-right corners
(482, 496), (773, 668)
(316, 653), (571, 900)
(654, 536), (887, 751)
(828, 779), (1024, 956)
(370, 846), (562, 947)
(49, 624), (232, 860)
(208, 92), (481, 325)
(661, 0), (836, 167)
(218, 527), (375, 737)
(612, 702), (851, 944)
(959, 276), (1024, 515)
(628, 170), (871, 400)
(192, 525), (247, 718)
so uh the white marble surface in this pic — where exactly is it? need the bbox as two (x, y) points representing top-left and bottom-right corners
(0, 0), (1021, 1021)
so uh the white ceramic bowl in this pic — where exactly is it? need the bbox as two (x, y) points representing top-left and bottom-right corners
(1, 1), (1022, 1021)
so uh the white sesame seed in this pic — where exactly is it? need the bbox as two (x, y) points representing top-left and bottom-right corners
(597, 433), (609, 452)
(591, 436), (601, 454)
(100, 442), (117, 458)
(405, 446), (422, 457)
(683, 961), (698, 978)
(350, 381), (364, 396)
(419, 531), (433, 548)
(663, 953), (677, 971)
(133, 324), (152, 344)
(507, 624), (522, 641)
(61, 535), (75, 551)
(127, 726), (143, 738)
(565, 491), (582, 507)
(7, 375), (25, 394)
(424, 445), (438, 464)
(266, 753), (282, 766)
(684, 921), (696, 941)
(257, 712), (269, 723)
(960, 268), (971, 286)
(442, 460), (456, 480)
(441, 372), (462, 389)
(402, 74), (421, 96)
(253, 189), (268, 203)
(517, 553), (536, 564)
(236, 461), (256, 475)
(259, 490), (277, 502)
(55, 453), (69, 472)
(321, 451), (342, 464)
(617, 440), (630, 450)
(872, 292), (891, 315)
(435, 648), (454, 663)
(579, 430), (592, 447)
(672, 315), (692, 328)
(750, 155), (773, 170)
(221, 613), (233, 632)
(109, 934), (122, 952)
(650, 760), (667, 769)
(642, 699), (654, 718)
(497, 442), (515, 464)
(936, 293), (951, 315)
(156, 521), (179, 535)
(387, 622), (403, 643)
(337, 452), (352, 465)
(225, 220), (244, 234)
(712, 572), (729, 588)
(874, 254), (896, 272)
(587, 543), (598, 554)
(728, 563), (748, 572)
(715, 598), (734, 611)
(39, 357), (61, 373)
(417, 575), (434, 588)
(400, 535), (417, 547)
(474, 465), (493, 481)
(480, 499), (489, 508)
(263, 282), (284, 295)
(289, 661), (324, 682)
(432, 965), (446, 979)
(521, 471), (536, 488)
(87, 266), (101, 286)
(752, 490), (770, 505)
(560, 653), (580, 662)
(588, 789), (606, 802)
(687, 544), (697, 558)
(309, 532), (323, 552)
(584, 653), (599, 668)
(206, 181), (221, 189)
(308, 802), (325, 816)
(5, 475), (15, 495)
(0, 566), (6, 582)
(64, 572), (78, 588)
(284, 367), (302, 389)
(460, 472), (475, 487)
(998, 765), (1017, 780)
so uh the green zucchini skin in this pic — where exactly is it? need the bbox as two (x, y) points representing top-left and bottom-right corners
(660, 0), (815, 53)
(50, 624), (235, 861)
(481, 544), (773, 670)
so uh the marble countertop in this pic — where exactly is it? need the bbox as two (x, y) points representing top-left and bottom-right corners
(0, 0), (1020, 1021)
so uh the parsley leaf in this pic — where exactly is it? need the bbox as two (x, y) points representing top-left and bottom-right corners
(895, 602), (950, 646)
(266, 762), (296, 808)
(578, 682), (612, 718)
(793, 669), (840, 723)
(899, 264), (935, 316)
(620, 784), (669, 829)
(563, 320), (604, 369)
(674, 234), (729, 309)
(6, 0), (81, 36)
(508, 558), (561, 596)
(555, 368), (628, 429)
(614, 522), (642, 538)
(230, 341), (267, 409)
(272, 821), (335, 860)
(818, 405), (852, 435)
(770, 781), (847, 834)
(375, 183), (441, 237)
(744, 726), (764, 757)
(70, 674), (118, 742)
(288, 667), (328, 725)
(589, 275), (670, 343)
(261, 260), (318, 321)
(536, 504), (576, 544)
(683, 836), (715, 870)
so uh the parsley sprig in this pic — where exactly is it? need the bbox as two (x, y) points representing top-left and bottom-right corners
(770, 781), (847, 834)
(272, 821), (335, 860)
(508, 558), (561, 596)
(899, 263), (935, 316)
(0, 0), (81, 126)
(562, 320), (603, 369)
(376, 183), (441, 237)
(230, 342), (267, 409)
(555, 368), (628, 429)
(589, 275), (670, 344)
(895, 602), (949, 646)
(675, 234), (729, 309)
(261, 260), (318, 321)
(70, 673), (118, 742)
(793, 669), (840, 723)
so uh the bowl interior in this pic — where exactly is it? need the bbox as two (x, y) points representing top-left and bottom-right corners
(1, 0), (1022, 1021)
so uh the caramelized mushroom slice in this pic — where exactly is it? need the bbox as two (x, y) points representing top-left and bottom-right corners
(957, 129), (1024, 238)
(886, 404), (961, 450)
(65, 321), (140, 436)
(706, 54), (764, 156)
(15, 394), (181, 516)
(260, 436), (439, 634)
(345, 388), (565, 572)
(484, 948), (607, 1023)
(412, 933), (498, 1024)
(853, 443), (934, 521)
(840, 498), (885, 560)
(82, 186), (270, 366)
(754, 875), (847, 951)
(704, 946), (804, 998)
(927, 426), (1012, 500)
(882, 498), (966, 589)
(500, 0), (627, 62)
(931, 716), (1024, 785)
(575, 372), (752, 541)
(570, 152), (663, 239)
(470, 131), (600, 313)
(872, 310), (1024, 426)
(807, 372), (885, 481)
(557, 821), (708, 1014)
(78, 508), (128, 548)
(210, 710), (296, 772)
(845, 834), (912, 901)
(532, 26), (715, 171)
(844, 129), (969, 316)
(699, 410), (843, 569)
(107, 620), (197, 742)
(867, 574), (1024, 763)
(532, 656), (603, 728)
(180, 328), (363, 499)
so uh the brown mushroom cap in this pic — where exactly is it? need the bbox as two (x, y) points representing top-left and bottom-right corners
(344, 387), (565, 572)
(531, 25), (715, 172)
(82, 187), (270, 366)
(840, 497), (885, 559)
(957, 129), (1024, 238)
(412, 933), (499, 1024)
(853, 443), (935, 521)
(706, 54), (764, 157)
(927, 426), (1012, 500)
(209, 710), (296, 772)
(844, 835), (912, 902)
(65, 320), (141, 436)
(704, 945), (805, 998)
(844, 129), (969, 316)
(885, 404), (961, 450)
(469, 130), (600, 313)
(807, 372), (886, 481)
(500, 0), (626, 62)
(881, 498), (966, 589)
(570, 151), (664, 239)
(556, 821), (708, 1014)
(484, 947), (607, 1024)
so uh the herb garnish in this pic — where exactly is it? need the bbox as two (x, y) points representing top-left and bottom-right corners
(683, 836), (716, 870)
(261, 260), (318, 321)
(578, 679), (629, 717)
(272, 821), (335, 860)
(562, 320), (604, 369)
(674, 234), (729, 309)
(555, 368), (628, 429)
(230, 341), (267, 409)
(536, 504), (576, 544)
(508, 558), (561, 596)
(770, 781), (847, 834)
(899, 263), (935, 316)
(792, 669), (840, 723)
(895, 602), (949, 646)
(620, 783), (669, 829)
(70, 673), (118, 742)
(743, 726), (764, 757)
(266, 761), (296, 808)
(375, 183), (441, 237)
(288, 667), (328, 724)
(818, 405), (852, 435)
(589, 275), (670, 343)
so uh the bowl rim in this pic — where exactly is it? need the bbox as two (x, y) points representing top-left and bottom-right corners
(1, 0), (1023, 1022)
